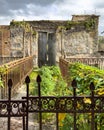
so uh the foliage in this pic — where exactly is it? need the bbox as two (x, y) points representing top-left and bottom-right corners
(0, 65), (8, 87)
(0, 65), (8, 74)
(10, 20), (36, 35)
(0, 76), (4, 87)
(29, 66), (69, 106)
(29, 64), (104, 129)
(84, 18), (96, 31)
(29, 66), (69, 124)
(65, 21), (80, 30)
(29, 68), (39, 95)
(68, 62), (104, 95)
(37, 66), (68, 96)
(58, 18), (96, 32)
(60, 62), (104, 129)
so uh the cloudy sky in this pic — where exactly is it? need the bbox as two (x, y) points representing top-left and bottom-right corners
(0, 0), (104, 35)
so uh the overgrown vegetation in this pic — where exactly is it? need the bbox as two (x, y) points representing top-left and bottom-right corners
(10, 20), (36, 35)
(0, 65), (8, 87)
(61, 63), (104, 130)
(58, 17), (96, 32)
(29, 66), (69, 123)
(68, 62), (104, 95)
(29, 64), (104, 129)
(29, 66), (68, 96)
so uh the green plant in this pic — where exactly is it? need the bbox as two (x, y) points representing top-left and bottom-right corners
(68, 62), (104, 95)
(0, 65), (8, 87)
(29, 66), (69, 123)
(61, 62), (104, 130)
(84, 18), (96, 31)
(10, 20), (37, 35)
(29, 64), (104, 129)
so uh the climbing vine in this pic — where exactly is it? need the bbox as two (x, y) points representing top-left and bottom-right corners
(0, 65), (8, 87)
(10, 20), (36, 35)
(84, 18), (96, 31)
(57, 18), (96, 32)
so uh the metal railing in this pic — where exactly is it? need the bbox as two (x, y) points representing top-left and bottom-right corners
(0, 56), (23, 65)
(0, 75), (104, 130)
(66, 57), (104, 69)
(59, 57), (104, 79)
(0, 56), (33, 98)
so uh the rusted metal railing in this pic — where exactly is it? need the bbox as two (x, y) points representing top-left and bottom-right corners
(0, 56), (33, 98)
(0, 75), (104, 129)
(0, 56), (23, 65)
(59, 57), (104, 80)
(66, 57), (104, 69)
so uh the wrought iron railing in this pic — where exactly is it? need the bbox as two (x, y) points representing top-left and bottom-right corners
(66, 57), (104, 69)
(59, 57), (104, 79)
(0, 56), (23, 65)
(0, 75), (104, 130)
(0, 56), (33, 98)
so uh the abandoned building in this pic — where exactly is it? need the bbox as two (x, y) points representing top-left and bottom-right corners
(0, 14), (101, 66)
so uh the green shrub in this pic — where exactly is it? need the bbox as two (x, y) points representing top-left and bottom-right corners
(68, 62), (104, 95)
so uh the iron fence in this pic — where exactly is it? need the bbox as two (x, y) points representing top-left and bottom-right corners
(59, 57), (104, 80)
(0, 56), (33, 98)
(0, 75), (104, 130)
(66, 57), (104, 69)
(0, 56), (23, 65)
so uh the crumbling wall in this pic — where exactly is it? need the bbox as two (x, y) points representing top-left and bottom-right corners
(56, 15), (99, 60)
(62, 30), (95, 56)
(8, 15), (99, 66)
(10, 22), (38, 59)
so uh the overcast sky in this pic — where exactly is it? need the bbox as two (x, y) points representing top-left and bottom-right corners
(0, 0), (104, 35)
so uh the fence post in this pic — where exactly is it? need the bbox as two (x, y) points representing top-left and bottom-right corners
(37, 75), (42, 130)
(25, 76), (30, 130)
(8, 79), (13, 130)
(90, 82), (95, 130)
(72, 79), (77, 130)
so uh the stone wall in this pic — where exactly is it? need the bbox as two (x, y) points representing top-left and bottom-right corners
(55, 15), (99, 60)
(98, 36), (104, 55)
(0, 14), (99, 66)
(0, 26), (10, 57)
(62, 30), (96, 56)
(10, 25), (38, 59)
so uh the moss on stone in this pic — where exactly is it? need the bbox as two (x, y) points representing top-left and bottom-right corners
(58, 18), (96, 31)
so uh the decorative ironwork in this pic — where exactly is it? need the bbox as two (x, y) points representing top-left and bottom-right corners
(22, 96), (104, 113)
(0, 100), (26, 117)
(0, 75), (104, 130)
(0, 56), (33, 98)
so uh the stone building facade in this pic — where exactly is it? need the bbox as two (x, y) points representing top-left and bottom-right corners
(10, 21), (38, 58)
(0, 14), (100, 66)
(28, 14), (99, 66)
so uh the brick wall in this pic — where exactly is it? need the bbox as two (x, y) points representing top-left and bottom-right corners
(0, 26), (10, 57)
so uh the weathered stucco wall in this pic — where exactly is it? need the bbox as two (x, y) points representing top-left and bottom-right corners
(62, 30), (96, 56)
(0, 14), (99, 66)
(55, 15), (99, 60)
(10, 25), (38, 59)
